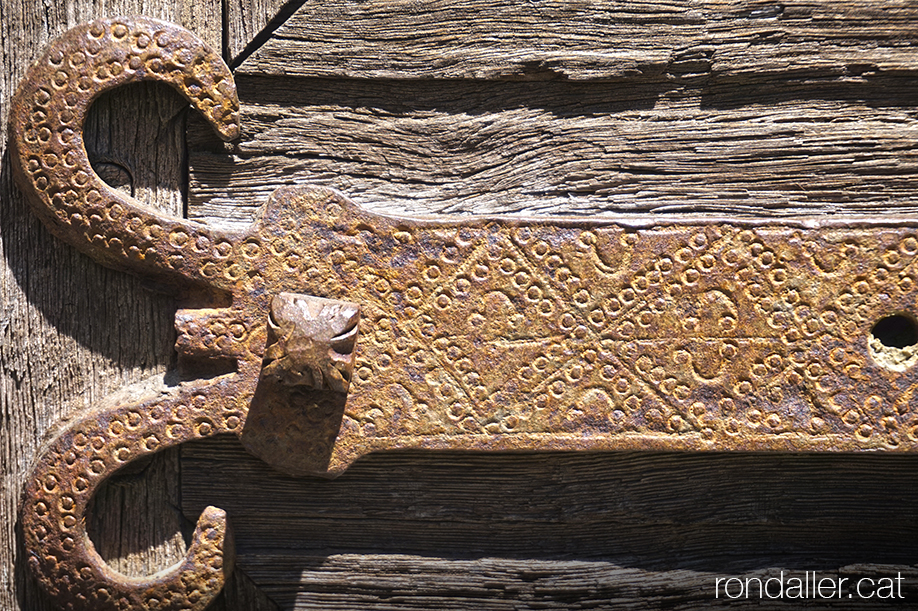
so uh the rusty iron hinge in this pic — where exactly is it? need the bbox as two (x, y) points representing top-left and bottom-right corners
(11, 16), (918, 611)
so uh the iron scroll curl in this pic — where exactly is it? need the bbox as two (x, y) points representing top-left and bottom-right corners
(14, 13), (918, 611)
(13, 17), (364, 610)
(12, 17), (244, 611)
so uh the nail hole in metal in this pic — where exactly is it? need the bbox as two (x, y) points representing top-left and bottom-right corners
(872, 314), (918, 348)
(869, 313), (918, 371)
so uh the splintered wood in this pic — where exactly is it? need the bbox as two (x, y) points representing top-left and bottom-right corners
(190, 0), (918, 223)
(6, 2), (918, 611)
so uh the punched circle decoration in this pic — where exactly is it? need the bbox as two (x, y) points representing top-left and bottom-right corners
(10, 16), (918, 611)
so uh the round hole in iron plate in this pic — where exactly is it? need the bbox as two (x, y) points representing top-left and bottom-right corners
(869, 313), (918, 371)
(872, 314), (918, 349)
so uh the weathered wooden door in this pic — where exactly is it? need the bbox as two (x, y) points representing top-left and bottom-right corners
(4, 1), (918, 609)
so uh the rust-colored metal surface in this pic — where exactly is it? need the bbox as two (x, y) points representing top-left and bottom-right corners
(10, 16), (918, 611)
(263, 293), (360, 392)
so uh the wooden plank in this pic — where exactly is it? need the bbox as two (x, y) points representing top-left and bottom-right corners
(211, 567), (281, 611)
(182, 437), (918, 609)
(188, 75), (918, 222)
(238, 0), (918, 80)
(238, 0), (697, 80)
(5, 3), (918, 611)
(240, 555), (918, 609)
(225, 0), (301, 62)
(0, 3), (220, 610)
(709, 1), (918, 77)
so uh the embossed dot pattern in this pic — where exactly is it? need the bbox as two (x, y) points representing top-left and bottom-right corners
(12, 17), (241, 611)
(20, 382), (241, 611)
(250, 202), (918, 469)
(10, 16), (239, 286)
(11, 15), (918, 611)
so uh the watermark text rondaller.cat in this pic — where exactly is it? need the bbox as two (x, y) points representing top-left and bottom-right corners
(715, 572), (904, 600)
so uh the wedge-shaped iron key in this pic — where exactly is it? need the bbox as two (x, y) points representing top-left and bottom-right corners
(11, 16), (918, 611)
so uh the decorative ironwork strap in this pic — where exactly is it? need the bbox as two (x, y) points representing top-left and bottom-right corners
(11, 16), (918, 611)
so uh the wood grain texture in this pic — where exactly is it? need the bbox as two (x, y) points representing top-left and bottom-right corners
(7, 1), (918, 611)
(225, 0), (300, 63)
(207, 0), (918, 220)
(183, 3), (918, 608)
(238, 0), (918, 80)
(188, 73), (918, 222)
(0, 4), (221, 610)
(182, 437), (918, 609)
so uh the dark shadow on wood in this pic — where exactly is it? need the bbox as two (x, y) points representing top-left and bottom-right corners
(219, 72), (918, 124)
(182, 436), (918, 609)
(701, 71), (918, 110)
(237, 75), (671, 118)
(85, 449), (188, 571)
(202, 565), (282, 611)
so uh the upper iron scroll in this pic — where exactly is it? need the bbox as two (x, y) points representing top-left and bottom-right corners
(9, 16), (239, 284)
